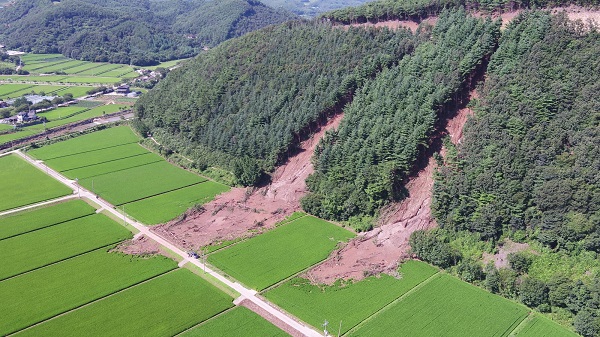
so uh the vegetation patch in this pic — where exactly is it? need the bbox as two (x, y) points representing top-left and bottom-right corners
(0, 213), (132, 280)
(265, 260), (438, 334)
(180, 307), (287, 337)
(348, 274), (528, 336)
(16, 269), (233, 337)
(0, 249), (176, 336)
(124, 181), (230, 225)
(208, 215), (355, 290)
(0, 154), (72, 212)
(0, 199), (95, 240)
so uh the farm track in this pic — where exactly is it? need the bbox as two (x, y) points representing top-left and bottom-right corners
(14, 150), (323, 337)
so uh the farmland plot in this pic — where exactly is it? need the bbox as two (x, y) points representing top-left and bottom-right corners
(348, 274), (529, 337)
(62, 152), (163, 180)
(0, 249), (176, 336)
(266, 261), (438, 335)
(515, 316), (578, 337)
(124, 181), (229, 225)
(0, 84), (33, 97)
(5, 85), (67, 98)
(208, 215), (355, 290)
(29, 126), (139, 160)
(80, 161), (205, 205)
(0, 199), (95, 239)
(0, 213), (132, 280)
(0, 154), (72, 212)
(16, 269), (233, 337)
(181, 307), (288, 337)
(45, 143), (150, 172)
(37, 106), (88, 121)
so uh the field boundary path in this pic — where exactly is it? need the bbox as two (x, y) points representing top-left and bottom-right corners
(14, 150), (323, 337)
(0, 194), (76, 217)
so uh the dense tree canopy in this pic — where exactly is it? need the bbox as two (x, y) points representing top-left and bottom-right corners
(0, 0), (294, 65)
(303, 10), (499, 226)
(321, 0), (600, 23)
(134, 20), (417, 181)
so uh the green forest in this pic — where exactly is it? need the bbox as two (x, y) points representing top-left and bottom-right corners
(134, 21), (417, 184)
(0, 0), (294, 65)
(426, 11), (600, 336)
(321, 0), (600, 23)
(303, 9), (499, 227)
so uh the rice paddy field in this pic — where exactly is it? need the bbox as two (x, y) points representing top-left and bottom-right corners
(208, 215), (355, 290)
(29, 126), (229, 223)
(0, 249), (176, 336)
(0, 199), (95, 239)
(0, 154), (72, 212)
(347, 274), (529, 337)
(0, 213), (132, 280)
(15, 269), (234, 337)
(515, 316), (579, 336)
(180, 307), (288, 337)
(266, 261), (439, 335)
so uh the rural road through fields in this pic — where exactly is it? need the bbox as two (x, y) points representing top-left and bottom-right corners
(14, 150), (323, 337)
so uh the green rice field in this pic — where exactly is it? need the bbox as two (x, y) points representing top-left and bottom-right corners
(348, 274), (529, 337)
(515, 316), (578, 337)
(266, 260), (439, 335)
(61, 152), (163, 180)
(180, 307), (287, 337)
(208, 215), (355, 290)
(16, 269), (233, 337)
(0, 199), (95, 240)
(0, 249), (176, 336)
(0, 154), (72, 212)
(29, 126), (139, 160)
(125, 181), (229, 225)
(0, 84), (33, 97)
(0, 213), (132, 280)
(45, 143), (150, 172)
(80, 161), (206, 205)
(37, 106), (88, 120)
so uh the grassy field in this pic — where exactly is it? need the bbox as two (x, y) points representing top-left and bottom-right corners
(80, 161), (206, 205)
(0, 199), (95, 240)
(58, 86), (96, 98)
(0, 75), (68, 82)
(61, 152), (163, 180)
(16, 269), (233, 337)
(0, 154), (72, 212)
(0, 213), (132, 280)
(348, 274), (529, 337)
(125, 181), (230, 225)
(2, 85), (66, 99)
(29, 126), (139, 160)
(0, 249), (176, 336)
(45, 143), (150, 172)
(0, 84), (33, 97)
(265, 261), (439, 335)
(514, 316), (578, 337)
(208, 215), (355, 290)
(0, 124), (14, 131)
(181, 307), (287, 337)
(37, 106), (88, 120)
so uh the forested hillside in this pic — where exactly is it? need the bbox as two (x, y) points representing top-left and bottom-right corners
(424, 12), (600, 335)
(302, 10), (499, 227)
(321, 0), (600, 23)
(0, 0), (294, 65)
(134, 21), (417, 184)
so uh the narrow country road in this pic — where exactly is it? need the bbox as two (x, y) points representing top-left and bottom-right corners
(13, 150), (322, 337)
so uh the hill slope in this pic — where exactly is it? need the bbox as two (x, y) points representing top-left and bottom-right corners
(0, 0), (294, 65)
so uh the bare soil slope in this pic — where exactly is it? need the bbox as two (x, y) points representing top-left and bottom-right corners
(151, 114), (344, 251)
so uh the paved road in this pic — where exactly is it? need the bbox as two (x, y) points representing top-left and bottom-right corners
(0, 194), (76, 217)
(14, 150), (322, 337)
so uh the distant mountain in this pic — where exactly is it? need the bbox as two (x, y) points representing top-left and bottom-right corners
(0, 0), (295, 65)
(260, 0), (377, 17)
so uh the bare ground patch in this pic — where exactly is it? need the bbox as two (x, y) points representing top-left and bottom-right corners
(112, 234), (161, 256)
(482, 239), (531, 269)
(150, 114), (344, 252)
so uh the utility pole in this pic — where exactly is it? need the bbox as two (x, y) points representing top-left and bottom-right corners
(76, 178), (79, 198)
(322, 320), (329, 337)
(338, 321), (342, 337)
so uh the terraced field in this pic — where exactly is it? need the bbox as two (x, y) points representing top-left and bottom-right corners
(208, 215), (355, 290)
(0, 154), (72, 212)
(29, 126), (229, 223)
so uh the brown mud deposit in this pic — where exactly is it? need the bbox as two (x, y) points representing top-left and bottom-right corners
(240, 300), (305, 337)
(113, 235), (161, 256)
(151, 113), (344, 251)
(307, 92), (478, 284)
